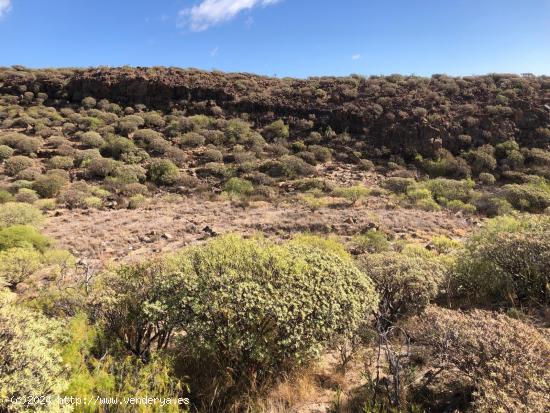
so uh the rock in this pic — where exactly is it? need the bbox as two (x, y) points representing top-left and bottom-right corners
(161, 233), (174, 240)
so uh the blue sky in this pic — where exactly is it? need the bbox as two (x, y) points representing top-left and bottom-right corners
(1, 0), (549, 78)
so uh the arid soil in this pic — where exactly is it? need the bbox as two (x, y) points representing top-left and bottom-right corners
(43, 193), (474, 267)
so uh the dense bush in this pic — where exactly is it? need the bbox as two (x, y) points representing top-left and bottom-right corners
(413, 307), (550, 413)
(452, 215), (550, 307)
(32, 172), (68, 198)
(499, 181), (550, 212)
(359, 252), (445, 324)
(80, 131), (105, 148)
(0, 144), (14, 160)
(0, 202), (43, 228)
(4, 155), (34, 176)
(223, 177), (254, 196)
(0, 289), (68, 413)
(0, 225), (51, 251)
(147, 159), (180, 185)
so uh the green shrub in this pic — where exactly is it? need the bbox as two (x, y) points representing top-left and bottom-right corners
(500, 181), (550, 212)
(74, 148), (102, 167)
(80, 131), (105, 148)
(0, 225), (51, 251)
(32, 172), (68, 198)
(416, 197), (441, 211)
(423, 178), (475, 203)
(383, 177), (416, 194)
(15, 188), (39, 203)
(81, 96), (97, 109)
(173, 235), (378, 399)
(445, 199), (477, 214)
(263, 119), (289, 141)
(15, 166), (41, 181)
(0, 202), (43, 228)
(473, 193), (513, 217)
(127, 194), (147, 209)
(107, 164), (147, 185)
(101, 135), (137, 160)
(4, 155), (34, 176)
(332, 185), (370, 204)
(465, 145), (497, 175)
(478, 172), (496, 185)
(48, 155), (74, 170)
(147, 159), (180, 185)
(261, 155), (316, 178)
(0, 190), (14, 204)
(0, 247), (42, 286)
(352, 230), (390, 254)
(180, 132), (205, 148)
(0, 145), (14, 160)
(0, 132), (42, 155)
(196, 162), (233, 179)
(223, 177), (254, 196)
(452, 215), (550, 307)
(309, 145), (332, 162)
(201, 148), (223, 163)
(86, 157), (122, 178)
(359, 252), (445, 324)
(0, 292), (67, 412)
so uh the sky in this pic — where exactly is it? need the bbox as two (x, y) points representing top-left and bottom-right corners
(0, 0), (549, 78)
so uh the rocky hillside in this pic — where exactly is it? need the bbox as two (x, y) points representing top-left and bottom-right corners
(1, 67), (549, 156)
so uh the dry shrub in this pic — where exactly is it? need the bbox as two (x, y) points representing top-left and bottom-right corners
(413, 307), (550, 413)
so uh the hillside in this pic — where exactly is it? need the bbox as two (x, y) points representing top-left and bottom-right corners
(0, 67), (549, 413)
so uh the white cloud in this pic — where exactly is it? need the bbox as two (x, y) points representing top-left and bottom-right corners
(0, 0), (11, 18)
(179, 0), (281, 32)
(352, 54), (361, 61)
(210, 46), (219, 56)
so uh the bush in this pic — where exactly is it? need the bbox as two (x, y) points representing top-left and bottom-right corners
(201, 148), (223, 163)
(261, 155), (316, 179)
(80, 131), (105, 148)
(4, 155), (34, 176)
(74, 148), (102, 167)
(352, 230), (390, 254)
(309, 145), (332, 162)
(332, 185), (370, 204)
(47, 155), (74, 170)
(478, 172), (496, 185)
(0, 144), (14, 160)
(0, 189), (14, 204)
(0, 202), (43, 228)
(0, 132), (42, 155)
(500, 182), (550, 212)
(180, 132), (205, 148)
(86, 157), (121, 178)
(465, 146), (497, 175)
(15, 188), (39, 203)
(473, 193), (513, 217)
(223, 177), (254, 196)
(383, 177), (416, 194)
(359, 252), (445, 324)
(15, 166), (41, 181)
(423, 178), (475, 203)
(0, 225), (51, 251)
(32, 172), (68, 198)
(0, 247), (42, 286)
(147, 159), (180, 185)
(196, 162), (233, 179)
(263, 119), (289, 141)
(413, 307), (550, 413)
(0, 292), (68, 412)
(172, 235), (378, 402)
(452, 215), (550, 307)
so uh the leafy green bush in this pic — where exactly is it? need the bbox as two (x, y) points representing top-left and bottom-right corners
(15, 188), (39, 203)
(452, 215), (550, 306)
(500, 181), (550, 212)
(0, 189), (14, 204)
(0, 247), (42, 286)
(0, 291), (68, 412)
(263, 119), (289, 141)
(80, 131), (105, 148)
(382, 177), (416, 194)
(260, 155), (315, 178)
(473, 193), (513, 217)
(147, 159), (180, 185)
(352, 230), (390, 254)
(0, 202), (43, 228)
(196, 162), (233, 179)
(478, 172), (496, 185)
(422, 178), (475, 203)
(0, 225), (51, 251)
(86, 157), (122, 178)
(332, 185), (370, 204)
(32, 172), (68, 198)
(172, 235), (378, 398)
(47, 155), (74, 170)
(4, 155), (34, 176)
(0, 144), (14, 160)
(223, 177), (254, 196)
(359, 252), (445, 324)
(180, 132), (205, 148)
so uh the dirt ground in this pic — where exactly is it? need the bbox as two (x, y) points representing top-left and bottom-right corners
(43, 193), (475, 267)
